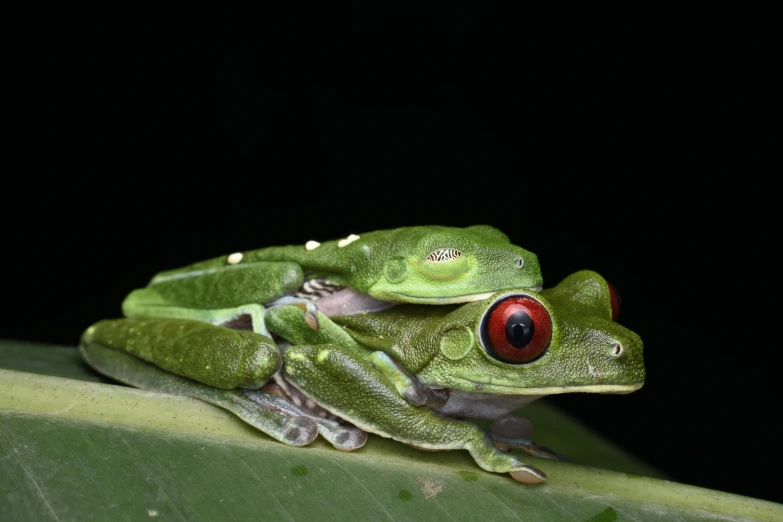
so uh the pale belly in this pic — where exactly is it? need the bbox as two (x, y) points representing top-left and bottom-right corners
(436, 389), (543, 419)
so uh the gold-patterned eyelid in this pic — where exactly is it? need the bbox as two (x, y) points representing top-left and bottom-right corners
(426, 248), (463, 263)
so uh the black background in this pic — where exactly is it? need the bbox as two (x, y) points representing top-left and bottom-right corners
(3, 10), (778, 505)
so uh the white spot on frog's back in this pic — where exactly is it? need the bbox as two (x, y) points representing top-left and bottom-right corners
(337, 234), (360, 248)
(227, 252), (243, 265)
(305, 240), (321, 251)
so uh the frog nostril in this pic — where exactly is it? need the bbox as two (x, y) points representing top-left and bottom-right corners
(515, 258), (525, 268)
(611, 343), (623, 357)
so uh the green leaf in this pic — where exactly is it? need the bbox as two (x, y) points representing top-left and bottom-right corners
(1, 340), (781, 521)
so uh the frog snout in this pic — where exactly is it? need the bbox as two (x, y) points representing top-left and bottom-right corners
(608, 335), (642, 360)
(605, 329), (645, 385)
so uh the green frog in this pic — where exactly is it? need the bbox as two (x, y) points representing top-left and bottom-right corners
(81, 228), (643, 484)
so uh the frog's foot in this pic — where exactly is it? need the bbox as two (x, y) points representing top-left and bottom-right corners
(408, 386), (449, 409)
(461, 435), (548, 484)
(241, 389), (367, 452)
(366, 351), (448, 408)
(267, 296), (320, 331)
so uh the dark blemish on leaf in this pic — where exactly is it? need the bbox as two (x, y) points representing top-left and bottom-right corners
(584, 506), (617, 522)
(458, 471), (479, 482)
(397, 490), (413, 501)
(291, 465), (308, 476)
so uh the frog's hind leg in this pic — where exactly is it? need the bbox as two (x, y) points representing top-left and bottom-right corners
(79, 322), (318, 447)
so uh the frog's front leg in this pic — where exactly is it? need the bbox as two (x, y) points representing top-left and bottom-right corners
(283, 345), (548, 484)
(365, 351), (448, 408)
(266, 306), (447, 408)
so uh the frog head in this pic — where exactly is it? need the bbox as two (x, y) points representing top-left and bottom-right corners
(336, 225), (543, 304)
(413, 270), (644, 398)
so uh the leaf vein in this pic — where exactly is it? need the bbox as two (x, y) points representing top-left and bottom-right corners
(2, 429), (60, 521)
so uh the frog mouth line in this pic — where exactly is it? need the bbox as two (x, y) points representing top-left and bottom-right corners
(450, 378), (644, 395)
(395, 286), (543, 304)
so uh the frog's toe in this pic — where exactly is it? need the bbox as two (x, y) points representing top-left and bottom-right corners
(304, 308), (320, 331)
(423, 387), (449, 408)
(402, 386), (428, 406)
(401, 384), (448, 408)
(267, 296), (320, 331)
(330, 426), (368, 452)
(281, 417), (319, 446)
(509, 465), (547, 484)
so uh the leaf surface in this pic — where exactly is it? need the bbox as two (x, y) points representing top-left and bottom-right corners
(1, 341), (780, 521)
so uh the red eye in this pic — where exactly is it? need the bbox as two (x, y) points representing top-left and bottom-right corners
(481, 296), (551, 364)
(608, 283), (621, 322)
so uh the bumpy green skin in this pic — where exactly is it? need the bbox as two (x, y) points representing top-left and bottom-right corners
(78, 226), (644, 484)
(270, 270), (644, 478)
(332, 270), (645, 393)
(84, 317), (280, 389)
(144, 225), (543, 306)
(284, 345), (530, 475)
(127, 262), (303, 311)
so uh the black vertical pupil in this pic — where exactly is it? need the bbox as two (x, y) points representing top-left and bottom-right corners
(505, 310), (534, 348)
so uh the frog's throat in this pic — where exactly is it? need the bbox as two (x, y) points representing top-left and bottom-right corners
(444, 379), (644, 395)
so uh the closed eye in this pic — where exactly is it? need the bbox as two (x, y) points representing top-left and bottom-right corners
(426, 248), (462, 263)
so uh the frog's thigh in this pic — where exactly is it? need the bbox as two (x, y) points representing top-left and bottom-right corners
(79, 339), (317, 446)
(143, 261), (304, 310)
(125, 298), (273, 339)
(83, 317), (280, 389)
(283, 345), (546, 481)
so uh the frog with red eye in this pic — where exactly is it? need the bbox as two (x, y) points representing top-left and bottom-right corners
(82, 270), (642, 485)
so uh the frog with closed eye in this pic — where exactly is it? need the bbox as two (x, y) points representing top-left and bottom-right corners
(81, 267), (643, 484)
